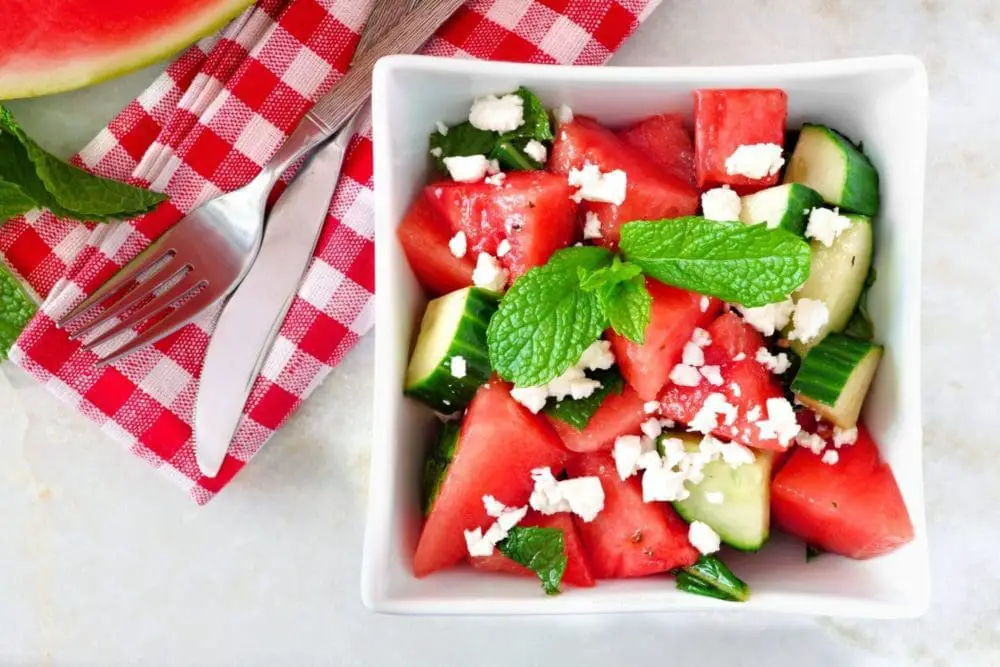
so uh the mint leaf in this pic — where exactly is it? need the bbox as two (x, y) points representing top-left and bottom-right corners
(0, 105), (167, 224)
(843, 267), (877, 340)
(488, 246), (612, 387)
(578, 255), (643, 292)
(675, 570), (738, 601)
(497, 526), (567, 595)
(0, 261), (37, 359)
(681, 555), (750, 602)
(490, 140), (542, 171)
(429, 122), (497, 171)
(501, 87), (553, 143)
(619, 217), (811, 307)
(422, 420), (460, 515)
(0, 181), (36, 220)
(543, 367), (624, 430)
(597, 275), (651, 344)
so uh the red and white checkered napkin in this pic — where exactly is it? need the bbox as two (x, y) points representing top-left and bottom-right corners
(0, 0), (661, 503)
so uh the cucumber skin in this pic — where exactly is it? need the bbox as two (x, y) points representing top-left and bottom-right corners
(422, 420), (461, 515)
(787, 124), (880, 217)
(791, 334), (882, 407)
(740, 183), (824, 236)
(405, 288), (498, 413)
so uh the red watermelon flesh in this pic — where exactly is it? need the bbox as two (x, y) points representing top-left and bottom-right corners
(659, 312), (789, 452)
(549, 116), (699, 248)
(618, 114), (696, 187)
(771, 426), (915, 559)
(413, 382), (569, 577)
(397, 194), (474, 295)
(469, 512), (596, 588)
(609, 279), (722, 401)
(425, 171), (579, 281)
(567, 452), (698, 578)
(547, 383), (649, 453)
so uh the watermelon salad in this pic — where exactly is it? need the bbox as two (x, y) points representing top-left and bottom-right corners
(398, 87), (913, 601)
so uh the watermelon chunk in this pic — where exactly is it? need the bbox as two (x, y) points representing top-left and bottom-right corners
(469, 512), (596, 588)
(567, 452), (699, 578)
(694, 89), (788, 193)
(397, 194), (474, 295)
(659, 312), (789, 451)
(618, 114), (696, 187)
(771, 426), (915, 559)
(426, 171), (579, 281)
(549, 116), (699, 248)
(547, 383), (648, 453)
(413, 381), (568, 577)
(609, 279), (722, 401)
(0, 0), (253, 100)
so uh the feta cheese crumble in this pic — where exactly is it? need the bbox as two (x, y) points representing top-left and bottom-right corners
(469, 93), (525, 133)
(688, 392), (738, 434)
(567, 163), (627, 205)
(613, 435), (647, 480)
(669, 364), (702, 387)
(700, 296), (711, 313)
(788, 298), (830, 344)
(450, 355), (467, 379)
(746, 405), (761, 422)
(472, 252), (508, 292)
(730, 383), (742, 397)
(805, 207), (852, 247)
(644, 401), (661, 414)
(700, 365), (724, 386)
(795, 431), (826, 455)
(755, 347), (791, 374)
(755, 397), (801, 447)
(464, 497), (528, 557)
(529, 467), (605, 522)
(429, 146), (443, 158)
(523, 139), (548, 164)
(682, 342), (705, 367)
(435, 121), (449, 136)
(482, 494), (507, 518)
(583, 211), (603, 239)
(691, 327), (712, 347)
(641, 417), (663, 440)
(821, 449), (840, 465)
(554, 104), (574, 125)
(448, 231), (467, 258)
(724, 143), (785, 179)
(484, 172), (506, 187)
(688, 520), (722, 555)
(510, 340), (614, 413)
(833, 425), (859, 448)
(443, 154), (490, 183)
(705, 491), (725, 505)
(496, 239), (511, 257)
(739, 298), (795, 336)
(733, 352), (746, 362)
(701, 186), (742, 221)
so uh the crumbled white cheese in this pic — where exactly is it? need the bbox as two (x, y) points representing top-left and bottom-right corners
(682, 342), (705, 367)
(641, 418), (663, 440)
(545, 367), (603, 401)
(529, 467), (605, 522)
(788, 298), (830, 344)
(554, 104), (574, 125)
(660, 418), (676, 429)
(524, 139), (548, 164)
(444, 154), (490, 183)
(701, 185), (742, 221)
(448, 231), (467, 258)
(821, 450), (840, 465)
(496, 239), (511, 257)
(482, 494), (507, 518)
(510, 340), (614, 413)
(719, 440), (755, 468)
(508, 386), (549, 414)
(700, 296), (711, 313)
(688, 520), (722, 555)
(435, 121), (449, 136)
(739, 298), (795, 336)
(464, 527), (492, 557)
(670, 364), (702, 387)
(705, 491), (725, 505)
(833, 425), (859, 448)
(487, 159), (501, 175)
(733, 352), (746, 362)
(577, 339), (615, 370)
(484, 172), (506, 187)
(755, 347), (791, 374)
(469, 93), (524, 133)
(464, 498), (528, 557)
(472, 252), (508, 292)
(725, 143), (785, 179)
(613, 434), (646, 480)
(805, 207), (852, 247)
(691, 327), (712, 348)
(756, 397), (801, 447)
(644, 401), (661, 414)
(688, 392), (738, 434)
(568, 162), (627, 205)
(429, 146), (443, 158)
(642, 464), (689, 502)
(795, 431), (826, 455)
(700, 365), (724, 386)
(746, 405), (761, 422)
(450, 355), (467, 379)
(730, 383), (742, 397)
(583, 211), (603, 239)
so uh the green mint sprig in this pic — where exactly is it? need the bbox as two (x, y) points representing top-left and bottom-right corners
(675, 554), (750, 602)
(0, 261), (37, 359)
(0, 105), (167, 225)
(497, 526), (567, 595)
(543, 367), (624, 430)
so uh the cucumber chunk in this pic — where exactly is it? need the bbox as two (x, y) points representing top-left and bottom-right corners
(788, 214), (874, 354)
(666, 433), (773, 552)
(739, 183), (824, 235)
(422, 420), (460, 515)
(405, 287), (498, 412)
(792, 334), (883, 428)
(784, 124), (880, 216)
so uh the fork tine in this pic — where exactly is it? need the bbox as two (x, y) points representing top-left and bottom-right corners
(57, 242), (177, 330)
(67, 259), (190, 341)
(80, 275), (205, 352)
(92, 288), (220, 368)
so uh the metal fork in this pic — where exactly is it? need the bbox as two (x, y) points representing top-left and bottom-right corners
(56, 0), (460, 365)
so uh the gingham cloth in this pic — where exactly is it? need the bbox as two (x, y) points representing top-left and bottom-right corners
(0, 0), (661, 504)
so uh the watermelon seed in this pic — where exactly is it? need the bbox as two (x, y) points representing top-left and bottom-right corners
(631, 530), (643, 543)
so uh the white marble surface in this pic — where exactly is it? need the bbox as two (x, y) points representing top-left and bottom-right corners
(2, 1), (997, 664)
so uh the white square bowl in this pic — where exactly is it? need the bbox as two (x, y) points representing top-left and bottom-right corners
(363, 55), (929, 617)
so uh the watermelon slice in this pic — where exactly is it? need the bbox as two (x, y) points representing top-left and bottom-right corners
(609, 279), (722, 401)
(426, 171), (579, 281)
(469, 512), (596, 588)
(618, 114), (696, 187)
(549, 116), (699, 248)
(771, 426), (914, 559)
(413, 381), (569, 577)
(397, 194), (475, 295)
(0, 0), (253, 99)
(547, 383), (648, 453)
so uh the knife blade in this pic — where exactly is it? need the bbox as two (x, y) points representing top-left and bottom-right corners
(194, 118), (358, 477)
